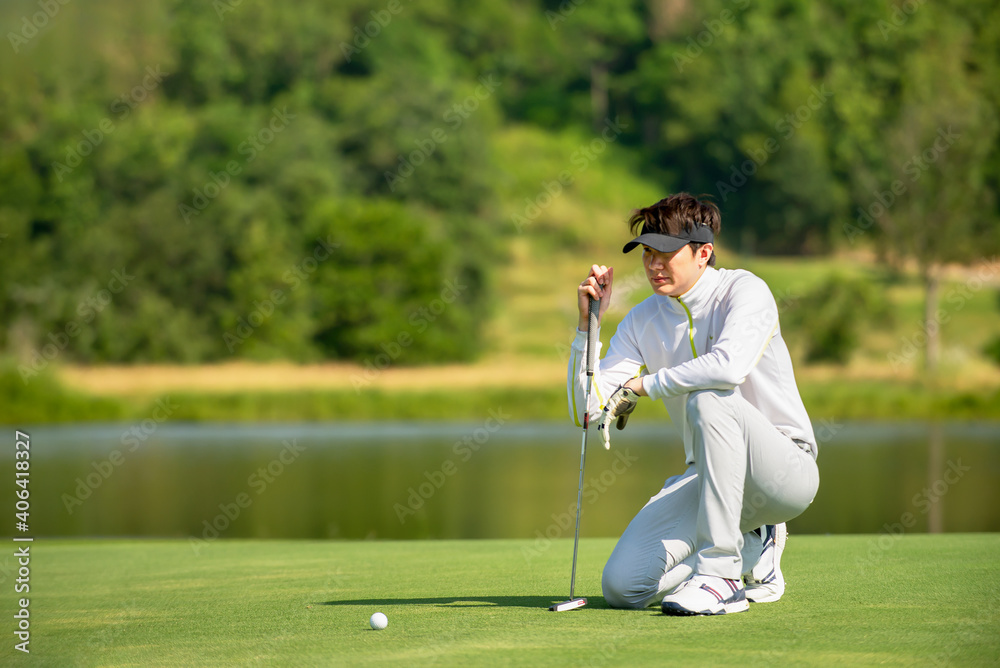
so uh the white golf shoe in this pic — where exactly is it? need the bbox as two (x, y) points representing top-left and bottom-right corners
(660, 575), (749, 616)
(744, 523), (786, 603)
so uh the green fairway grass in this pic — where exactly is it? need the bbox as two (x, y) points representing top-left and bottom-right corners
(5, 370), (1000, 424)
(8, 534), (998, 666)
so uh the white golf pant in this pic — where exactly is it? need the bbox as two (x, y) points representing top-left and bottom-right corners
(602, 389), (819, 609)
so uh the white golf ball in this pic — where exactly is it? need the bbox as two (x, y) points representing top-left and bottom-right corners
(369, 612), (388, 630)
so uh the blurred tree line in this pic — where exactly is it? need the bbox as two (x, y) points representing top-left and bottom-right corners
(0, 0), (997, 366)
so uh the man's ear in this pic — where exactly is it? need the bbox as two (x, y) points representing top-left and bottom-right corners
(698, 243), (714, 266)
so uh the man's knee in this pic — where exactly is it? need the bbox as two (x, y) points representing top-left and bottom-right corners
(686, 389), (730, 419)
(601, 555), (653, 609)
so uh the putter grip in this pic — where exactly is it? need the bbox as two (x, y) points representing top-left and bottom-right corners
(586, 296), (600, 375)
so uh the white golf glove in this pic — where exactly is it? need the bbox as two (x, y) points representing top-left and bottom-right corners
(598, 385), (639, 449)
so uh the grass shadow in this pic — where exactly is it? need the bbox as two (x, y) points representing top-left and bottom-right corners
(321, 595), (615, 609)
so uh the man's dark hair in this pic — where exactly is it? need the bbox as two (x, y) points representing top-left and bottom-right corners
(628, 193), (721, 267)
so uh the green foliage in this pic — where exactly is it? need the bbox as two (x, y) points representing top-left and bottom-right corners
(985, 337), (1000, 367)
(984, 290), (1000, 367)
(0, 0), (500, 366)
(305, 198), (490, 363)
(831, 0), (1000, 265)
(0, 0), (998, 367)
(786, 274), (893, 364)
(0, 360), (126, 423)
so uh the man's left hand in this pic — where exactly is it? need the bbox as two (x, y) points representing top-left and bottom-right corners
(598, 384), (640, 449)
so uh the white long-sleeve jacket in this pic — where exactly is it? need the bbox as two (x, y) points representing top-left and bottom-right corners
(568, 266), (817, 464)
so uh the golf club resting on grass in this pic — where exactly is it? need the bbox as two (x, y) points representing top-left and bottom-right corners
(549, 291), (601, 613)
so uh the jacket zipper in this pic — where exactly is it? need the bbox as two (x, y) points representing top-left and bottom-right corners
(676, 297), (698, 359)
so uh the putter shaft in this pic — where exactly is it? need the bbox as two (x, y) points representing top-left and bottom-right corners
(569, 294), (600, 601)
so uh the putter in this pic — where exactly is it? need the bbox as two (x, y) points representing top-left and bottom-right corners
(549, 291), (600, 612)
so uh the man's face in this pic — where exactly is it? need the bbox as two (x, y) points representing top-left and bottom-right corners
(642, 243), (711, 297)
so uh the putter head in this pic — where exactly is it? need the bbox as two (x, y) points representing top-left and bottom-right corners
(548, 598), (587, 612)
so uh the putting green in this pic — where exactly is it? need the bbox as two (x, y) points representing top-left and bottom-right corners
(6, 534), (998, 666)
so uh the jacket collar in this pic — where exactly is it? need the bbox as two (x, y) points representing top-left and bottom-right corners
(662, 266), (719, 316)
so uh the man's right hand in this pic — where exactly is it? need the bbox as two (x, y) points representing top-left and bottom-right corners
(577, 265), (614, 330)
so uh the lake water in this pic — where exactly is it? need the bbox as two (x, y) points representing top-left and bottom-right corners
(6, 421), (998, 541)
